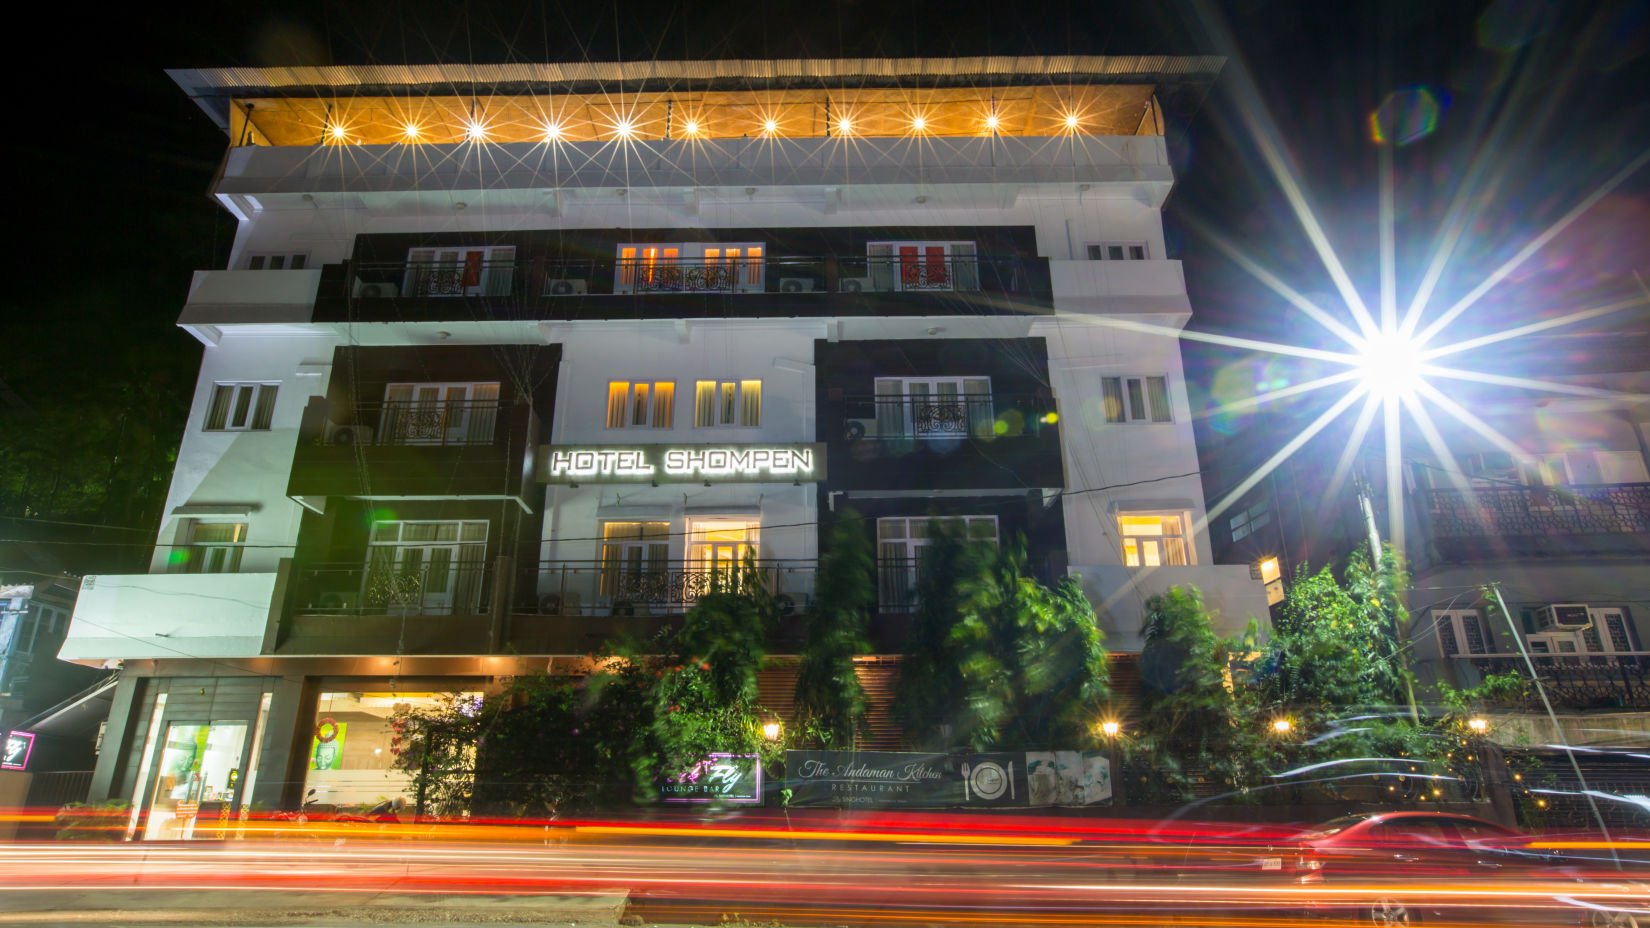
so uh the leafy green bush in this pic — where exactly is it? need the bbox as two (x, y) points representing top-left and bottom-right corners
(53, 800), (131, 840)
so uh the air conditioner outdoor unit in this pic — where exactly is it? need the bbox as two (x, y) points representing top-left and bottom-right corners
(316, 591), (359, 612)
(325, 422), (375, 446)
(839, 277), (873, 293)
(1536, 603), (1592, 630)
(354, 280), (399, 299)
(844, 418), (877, 441)
(546, 278), (588, 296)
(778, 277), (814, 293)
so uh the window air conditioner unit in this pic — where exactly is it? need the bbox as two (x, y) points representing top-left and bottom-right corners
(546, 278), (588, 296)
(839, 277), (872, 293)
(325, 423), (375, 446)
(778, 277), (814, 293)
(354, 280), (399, 299)
(1535, 603), (1591, 630)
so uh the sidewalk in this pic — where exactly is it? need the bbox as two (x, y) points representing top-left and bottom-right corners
(0, 889), (641, 926)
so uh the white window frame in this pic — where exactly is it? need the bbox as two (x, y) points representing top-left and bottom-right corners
(1530, 608), (1636, 656)
(604, 381), (675, 429)
(876, 515), (999, 605)
(872, 376), (993, 439)
(614, 243), (766, 293)
(204, 382), (279, 431)
(178, 521), (248, 574)
(1088, 242), (1149, 261)
(366, 520), (489, 615)
(382, 381), (501, 444)
(245, 252), (309, 270)
(402, 245), (516, 297)
(1436, 609), (1493, 657)
(693, 379), (761, 427)
(1102, 375), (1172, 423)
(1228, 500), (1271, 542)
(1118, 511), (1192, 567)
(865, 241), (979, 292)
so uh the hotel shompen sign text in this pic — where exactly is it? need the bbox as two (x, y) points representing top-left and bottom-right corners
(538, 443), (825, 484)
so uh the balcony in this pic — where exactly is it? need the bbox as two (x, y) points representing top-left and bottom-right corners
(59, 572), (279, 661)
(1423, 482), (1650, 561)
(287, 398), (538, 502)
(821, 393), (1063, 490)
(177, 268), (323, 329)
(1457, 654), (1650, 710)
(314, 254), (1053, 323)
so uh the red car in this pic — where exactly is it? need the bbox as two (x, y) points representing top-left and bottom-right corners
(1287, 811), (1646, 926)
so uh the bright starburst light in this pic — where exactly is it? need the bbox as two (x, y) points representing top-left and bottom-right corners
(1072, 11), (1650, 557)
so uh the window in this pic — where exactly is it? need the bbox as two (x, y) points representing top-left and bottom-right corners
(1119, 513), (1189, 567)
(1435, 609), (1492, 657)
(606, 381), (675, 428)
(694, 379), (760, 427)
(866, 241), (979, 292)
(180, 522), (247, 574)
(245, 252), (308, 270)
(1088, 242), (1148, 260)
(402, 246), (515, 297)
(366, 520), (488, 615)
(600, 522), (670, 601)
(382, 382), (500, 444)
(1102, 376), (1171, 423)
(205, 383), (278, 431)
(615, 243), (765, 293)
(877, 515), (998, 607)
(873, 377), (993, 439)
(688, 519), (759, 573)
(1228, 500), (1272, 542)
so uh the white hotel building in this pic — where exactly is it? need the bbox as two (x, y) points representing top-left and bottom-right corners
(59, 57), (1266, 835)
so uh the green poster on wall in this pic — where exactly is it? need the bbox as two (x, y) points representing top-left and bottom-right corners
(309, 719), (347, 770)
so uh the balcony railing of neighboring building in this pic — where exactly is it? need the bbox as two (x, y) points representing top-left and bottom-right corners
(334, 254), (1052, 307)
(837, 393), (1054, 441)
(291, 560), (495, 617)
(1423, 482), (1650, 558)
(1457, 652), (1650, 710)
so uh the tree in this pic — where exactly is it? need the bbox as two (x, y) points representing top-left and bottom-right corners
(1134, 587), (1259, 800)
(950, 538), (1109, 750)
(793, 508), (873, 747)
(891, 520), (981, 750)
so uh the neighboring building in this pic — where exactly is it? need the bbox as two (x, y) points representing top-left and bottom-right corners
(1203, 334), (1650, 748)
(2, 579), (105, 770)
(60, 56), (1267, 837)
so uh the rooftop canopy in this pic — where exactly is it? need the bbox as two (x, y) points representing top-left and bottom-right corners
(169, 56), (1223, 146)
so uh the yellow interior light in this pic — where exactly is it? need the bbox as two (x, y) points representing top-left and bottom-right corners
(682, 119), (700, 136)
(403, 123), (421, 140)
(1272, 718), (1292, 733)
(615, 119), (636, 138)
(1065, 113), (1081, 130)
(543, 122), (564, 141)
(763, 118), (778, 134)
(911, 115), (927, 132)
(985, 112), (1001, 132)
(328, 124), (348, 141)
(836, 118), (852, 135)
(466, 122), (488, 142)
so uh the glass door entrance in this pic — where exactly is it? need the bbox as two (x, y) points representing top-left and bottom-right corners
(142, 721), (249, 840)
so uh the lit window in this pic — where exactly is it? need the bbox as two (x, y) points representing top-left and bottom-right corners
(606, 381), (675, 428)
(877, 516), (998, 607)
(177, 522), (248, 574)
(688, 519), (759, 573)
(1119, 514), (1188, 567)
(1102, 376), (1172, 423)
(694, 380), (761, 427)
(600, 522), (670, 599)
(205, 383), (278, 431)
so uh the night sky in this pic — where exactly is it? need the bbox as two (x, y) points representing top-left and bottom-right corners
(6, 0), (1647, 571)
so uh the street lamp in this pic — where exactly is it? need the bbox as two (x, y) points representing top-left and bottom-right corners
(1272, 718), (1293, 734)
(1100, 720), (1120, 738)
(762, 721), (781, 741)
(1467, 717), (1488, 733)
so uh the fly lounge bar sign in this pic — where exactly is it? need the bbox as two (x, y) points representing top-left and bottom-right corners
(538, 443), (826, 484)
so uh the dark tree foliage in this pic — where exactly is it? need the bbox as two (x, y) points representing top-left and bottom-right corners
(952, 538), (1109, 750)
(793, 508), (873, 747)
(890, 520), (978, 750)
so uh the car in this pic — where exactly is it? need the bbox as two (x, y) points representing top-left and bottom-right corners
(1286, 811), (1645, 926)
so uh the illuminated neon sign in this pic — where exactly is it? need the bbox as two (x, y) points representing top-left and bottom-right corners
(538, 444), (825, 484)
(2, 731), (34, 770)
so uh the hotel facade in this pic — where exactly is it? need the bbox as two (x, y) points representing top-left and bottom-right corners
(60, 57), (1267, 836)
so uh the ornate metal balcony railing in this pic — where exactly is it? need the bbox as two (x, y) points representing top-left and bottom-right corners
(1459, 653), (1650, 710)
(1425, 482), (1650, 538)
